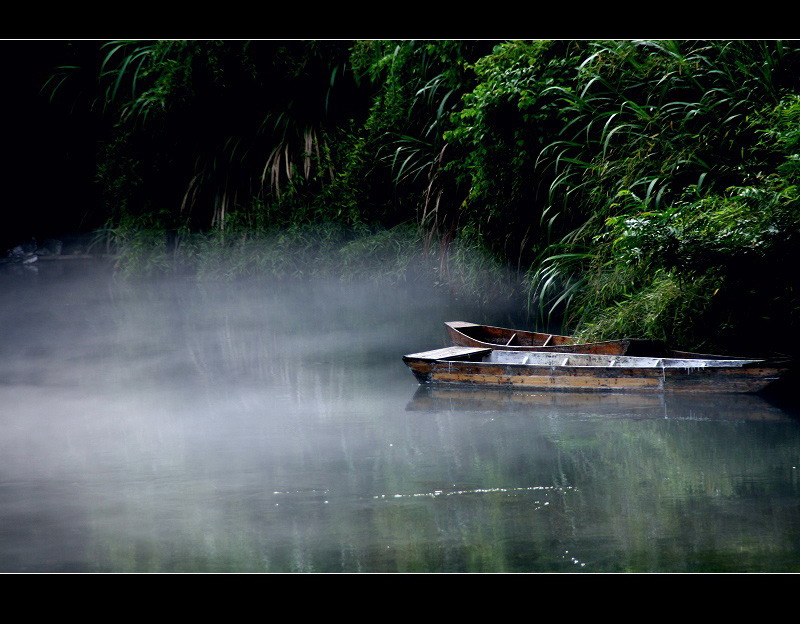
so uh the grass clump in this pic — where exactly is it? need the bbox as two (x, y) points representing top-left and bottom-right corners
(104, 216), (520, 306)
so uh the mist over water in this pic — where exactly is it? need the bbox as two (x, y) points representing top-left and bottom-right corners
(1, 260), (800, 572)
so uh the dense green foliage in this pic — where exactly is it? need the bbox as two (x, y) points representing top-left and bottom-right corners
(54, 40), (800, 354)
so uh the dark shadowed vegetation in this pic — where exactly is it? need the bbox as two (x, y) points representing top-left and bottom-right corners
(33, 40), (800, 355)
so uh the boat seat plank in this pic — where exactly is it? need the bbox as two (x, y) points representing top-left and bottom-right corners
(404, 346), (491, 361)
(445, 321), (481, 329)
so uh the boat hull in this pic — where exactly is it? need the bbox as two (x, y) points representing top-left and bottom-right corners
(403, 349), (789, 394)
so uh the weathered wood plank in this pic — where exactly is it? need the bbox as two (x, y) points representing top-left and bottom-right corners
(431, 372), (661, 389)
(403, 346), (491, 361)
(445, 321), (480, 329)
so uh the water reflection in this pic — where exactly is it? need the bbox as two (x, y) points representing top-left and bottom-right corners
(1, 261), (799, 572)
(407, 385), (795, 421)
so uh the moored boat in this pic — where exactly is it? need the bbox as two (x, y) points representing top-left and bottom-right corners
(402, 346), (790, 394)
(445, 321), (732, 358)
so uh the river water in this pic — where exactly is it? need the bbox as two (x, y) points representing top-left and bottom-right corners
(1, 260), (799, 573)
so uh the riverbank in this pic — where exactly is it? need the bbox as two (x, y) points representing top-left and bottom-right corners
(14, 41), (800, 361)
(99, 222), (524, 308)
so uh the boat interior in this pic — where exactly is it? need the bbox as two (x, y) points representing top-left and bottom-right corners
(452, 322), (572, 347)
(465, 350), (762, 368)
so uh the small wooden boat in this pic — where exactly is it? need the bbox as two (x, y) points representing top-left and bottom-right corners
(445, 321), (731, 359)
(402, 346), (790, 394)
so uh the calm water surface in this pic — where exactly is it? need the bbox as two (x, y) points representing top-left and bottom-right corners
(1, 261), (799, 572)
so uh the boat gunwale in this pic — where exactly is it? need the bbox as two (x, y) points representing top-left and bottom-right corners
(425, 358), (783, 373)
(424, 348), (775, 369)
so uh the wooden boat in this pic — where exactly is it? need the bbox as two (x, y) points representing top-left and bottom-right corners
(445, 321), (731, 359)
(402, 346), (790, 394)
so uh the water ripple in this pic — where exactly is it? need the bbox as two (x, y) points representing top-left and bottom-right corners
(373, 485), (576, 500)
